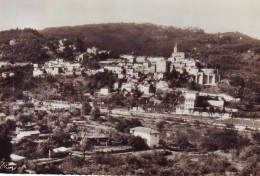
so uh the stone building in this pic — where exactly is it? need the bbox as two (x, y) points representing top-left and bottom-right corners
(195, 69), (220, 86)
(168, 44), (220, 86)
(170, 43), (185, 60)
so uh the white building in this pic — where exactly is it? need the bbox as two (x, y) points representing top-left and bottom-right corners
(33, 68), (44, 77)
(52, 147), (71, 155)
(100, 87), (110, 96)
(136, 56), (146, 63)
(113, 82), (119, 90)
(86, 68), (104, 75)
(156, 60), (167, 73)
(33, 58), (82, 77)
(207, 100), (225, 109)
(184, 92), (198, 111)
(131, 107), (145, 112)
(138, 84), (150, 94)
(143, 65), (156, 74)
(104, 66), (122, 74)
(37, 100), (82, 111)
(15, 130), (40, 142)
(118, 73), (125, 79)
(146, 57), (165, 63)
(1, 72), (14, 78)
(98, 50), (110, 54)
(154, 73), (164, 80)
(132, 63), (144, 73)
(126, 68), (134, 76)
(45, 67), (59, 75)
(156, 81), (169, 91)
(87, 47), (98, 55)
(9, 40), (16, 46)
(77, 53), (84, 62)
(121, 82), (135, 93)
(130, 127), (160, 148)
(120, 54), (135, 63)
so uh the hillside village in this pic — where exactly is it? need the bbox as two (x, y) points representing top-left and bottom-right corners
(29, 43), (234, 117)
(0, 28), (260, 175)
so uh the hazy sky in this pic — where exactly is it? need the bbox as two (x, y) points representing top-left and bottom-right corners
(0, 0), (260, 39)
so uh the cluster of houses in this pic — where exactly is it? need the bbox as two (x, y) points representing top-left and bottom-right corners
(31, 44), (236, 117)
(33, 43), (221, 96)
(57, 39), (76, 52)
(33, 58), (82, 77)
(176, 90), (238, 117)
(169, 44), (220, 86)
(0, 61), (31, 79)
(32, 45), (112, 77)
(0, 71), (14, 79)
(79, 44), (238, 118)
(32, 99), (83, 112)
(92, 44), (220, 95)
(86, 46), (111, 55)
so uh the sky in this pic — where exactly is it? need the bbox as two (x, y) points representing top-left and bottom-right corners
(0, 0), (260, 39)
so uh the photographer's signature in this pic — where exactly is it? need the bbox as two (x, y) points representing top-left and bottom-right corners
(0, 162), (17, 173)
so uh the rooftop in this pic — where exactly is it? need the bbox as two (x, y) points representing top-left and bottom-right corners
(0, 113), (6, 117)
(130, 127), (160, 134)
(53, 147), (72, 153)
(11, 154), (26, 162)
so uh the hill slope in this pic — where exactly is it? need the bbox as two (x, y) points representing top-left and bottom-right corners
(1, 23), (260, 108)
(40, 23), (260, 56)
(40, 23), (260, 106)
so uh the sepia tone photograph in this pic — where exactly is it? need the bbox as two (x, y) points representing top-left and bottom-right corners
(0, 0), (260, 175)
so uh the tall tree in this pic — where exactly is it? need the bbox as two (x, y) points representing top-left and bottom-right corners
(90, 107), (101, 121)
(0, 125), (12, 162)
(81, 138), (93, 159)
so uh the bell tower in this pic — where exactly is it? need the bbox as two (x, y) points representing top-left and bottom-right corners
(174, 43), (178, 53)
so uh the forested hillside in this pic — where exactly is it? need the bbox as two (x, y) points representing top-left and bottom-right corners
(1, 23), (260, 108)
(40, 23), (260, 108)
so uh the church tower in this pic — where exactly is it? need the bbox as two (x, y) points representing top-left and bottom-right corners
(174, 43), (178, 53)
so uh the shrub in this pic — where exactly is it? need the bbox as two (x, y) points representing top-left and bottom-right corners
(252, 132), (260, 144)
(156, 120), (166, 132)
(90, 107), (101, 121)
(115, 118), (142, 133)
(127, 136), (149, 151)
(239, 145), (259, 161)
(199, 128), (250, 153)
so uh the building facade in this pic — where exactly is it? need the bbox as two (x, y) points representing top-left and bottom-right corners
(130, 127), (160, 148)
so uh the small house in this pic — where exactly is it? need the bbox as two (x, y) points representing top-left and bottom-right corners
(100, 87), (110, 96)
(130, 127), (160, 148)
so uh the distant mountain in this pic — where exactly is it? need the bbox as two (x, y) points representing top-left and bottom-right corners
(40, 23), (259, 56)
(40, 23), (209, 57)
